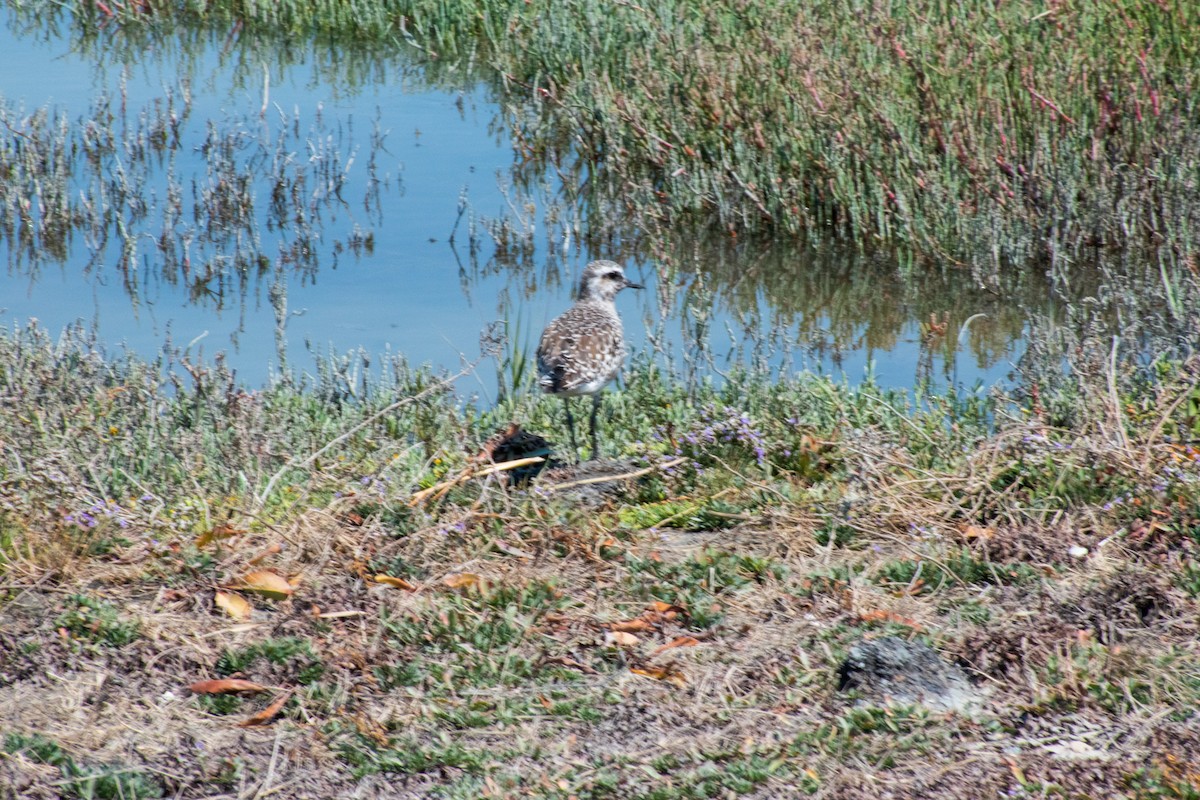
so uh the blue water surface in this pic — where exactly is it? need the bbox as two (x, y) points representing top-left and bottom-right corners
(0, 7), (1019, 396)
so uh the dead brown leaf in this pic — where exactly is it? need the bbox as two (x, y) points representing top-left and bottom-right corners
(236, 570), (294, 601)
(195, 524), (247, 548)
(648, 601), (684, 617)
(962, 524), (994, 541)
(609, 618), (654, 633)
(188, 679), (267, 695)
(213, 591), (252, 621)
(247, 542), (283, 565)
(649, 636), (701, 657)
(238, 691), (291, 727)
(442, 572), (482, 590)
(631, 665), (687, 687)
(374, 574), (418, 591)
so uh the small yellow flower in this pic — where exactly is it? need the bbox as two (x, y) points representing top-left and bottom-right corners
(109, 426), (119, 435)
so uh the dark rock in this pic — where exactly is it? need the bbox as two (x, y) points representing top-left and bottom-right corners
(487, 425), (553, 486)
(837, 635), (981, 713)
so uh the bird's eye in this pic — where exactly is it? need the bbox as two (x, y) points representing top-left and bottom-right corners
(606, 272), (622, 280)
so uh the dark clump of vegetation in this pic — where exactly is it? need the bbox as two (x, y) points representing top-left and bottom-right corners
(3, 732), (163, 800)
(55, 594), (142, 648)
(216, 636), (325, 684)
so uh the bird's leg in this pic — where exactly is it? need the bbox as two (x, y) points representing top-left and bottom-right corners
(562, 397), (580, 463)
(589, 393), (602, 461)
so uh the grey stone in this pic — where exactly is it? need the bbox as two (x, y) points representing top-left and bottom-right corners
(837, 636), (981, 713)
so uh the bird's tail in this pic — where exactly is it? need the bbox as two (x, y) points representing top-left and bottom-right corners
(539, 364), (568, 393)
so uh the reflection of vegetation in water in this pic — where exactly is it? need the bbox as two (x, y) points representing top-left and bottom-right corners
(0, 3), (505, 322)
(0, 77), (380, 309)
(660, 240), (1035, 373)
(2, 2), (491, 98)
(485, 218), (1197, 393)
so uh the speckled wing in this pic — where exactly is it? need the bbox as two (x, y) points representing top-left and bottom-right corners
(536, 305), (625, 396)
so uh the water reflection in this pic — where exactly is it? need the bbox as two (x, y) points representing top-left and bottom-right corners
(1, 4), (517, 379)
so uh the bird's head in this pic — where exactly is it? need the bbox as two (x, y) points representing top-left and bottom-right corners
(577, 260), (643, 302)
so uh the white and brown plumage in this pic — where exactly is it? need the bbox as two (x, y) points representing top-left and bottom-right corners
(537, 260), (643, 460)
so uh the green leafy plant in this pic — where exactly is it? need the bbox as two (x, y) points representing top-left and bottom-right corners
(55, 595), (141, 648)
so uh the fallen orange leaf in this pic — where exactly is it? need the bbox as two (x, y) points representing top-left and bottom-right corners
(248, 543), (283, 565)
(610, 618), (654, 633)
(214, 591), (252, 621)
(239, 691), (291, 727)
(188, 679), (267, 695)
(649, 636), (701, 657)
(442, 572), (482, 590)
(236, 570), (294, 601)
(374, 574), (418, 591)
(195, 524), (247, 548)
(962, 524), (994, 540)
(605, 631), (639, 647)
(649, 601), (684, 616)
(631, 665), (687, 688)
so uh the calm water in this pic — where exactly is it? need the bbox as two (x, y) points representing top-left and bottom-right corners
(0, 7), (1030, 396)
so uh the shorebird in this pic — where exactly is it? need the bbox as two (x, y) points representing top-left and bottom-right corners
(536, 260), (643, 461)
